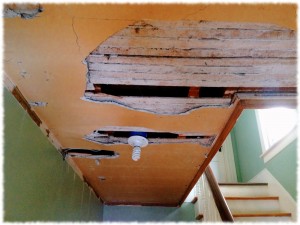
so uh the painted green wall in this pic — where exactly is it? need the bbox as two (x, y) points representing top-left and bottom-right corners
(265, 139), (297, 200)
(231, 110), (265, 182)
(231, 109), (297, 200)
(103, 203), (195, 222)
(4, 88), (103, 221)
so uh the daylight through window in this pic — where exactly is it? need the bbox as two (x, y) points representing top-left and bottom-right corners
(256, 108), (297, 152)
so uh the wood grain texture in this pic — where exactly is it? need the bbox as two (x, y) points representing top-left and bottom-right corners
(84, 20), (296, 115)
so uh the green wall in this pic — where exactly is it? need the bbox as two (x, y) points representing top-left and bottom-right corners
(4, 88), (103, 221)
(231, 110), (265, 182)
(103, 203), (195, 222)
(231, 109), (297, 200)
(266, 139), (297, 200)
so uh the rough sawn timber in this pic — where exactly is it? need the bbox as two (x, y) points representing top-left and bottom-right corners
(84, 20), (296, 115)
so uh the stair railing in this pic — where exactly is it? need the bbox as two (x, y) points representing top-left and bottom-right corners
(195, 165), (234, 222)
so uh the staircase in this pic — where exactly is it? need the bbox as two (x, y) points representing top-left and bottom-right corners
(219, 183), (293, 222)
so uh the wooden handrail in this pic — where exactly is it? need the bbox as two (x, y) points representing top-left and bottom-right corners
(205, 165), (234, 222)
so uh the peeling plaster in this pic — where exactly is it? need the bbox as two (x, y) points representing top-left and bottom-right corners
(61, 148), (120, 160)
(3, 3), (43, 19)
(29, 101), (48, 107)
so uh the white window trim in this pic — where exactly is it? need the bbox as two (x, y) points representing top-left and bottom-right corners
(255, 110), (297, 163)
(255, 110), (268, 154)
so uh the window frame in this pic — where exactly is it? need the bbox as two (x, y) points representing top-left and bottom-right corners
(255, 109), (297, 163)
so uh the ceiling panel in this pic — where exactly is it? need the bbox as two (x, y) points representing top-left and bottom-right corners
(4, 3), (296, 206)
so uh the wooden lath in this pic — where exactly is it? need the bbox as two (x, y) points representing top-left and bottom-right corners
(84, 20), (296, 115)
(85, 127), (216, 147)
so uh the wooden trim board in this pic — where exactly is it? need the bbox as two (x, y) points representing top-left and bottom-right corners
(179, 100), (244, 205)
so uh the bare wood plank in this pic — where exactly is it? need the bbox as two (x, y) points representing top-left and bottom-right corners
(84, 92), (232, 115)
(95, 47), (296, 58)
(130, 20), (291, 31)
(89, 71), (296, 88)
(89, 62), (295, 75)
(87, 54), (296, 66)
(117, 26), (295, 40)
(100, 36), (296, 51)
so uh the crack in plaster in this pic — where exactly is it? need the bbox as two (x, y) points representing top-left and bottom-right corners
(72, 17), (81, 54)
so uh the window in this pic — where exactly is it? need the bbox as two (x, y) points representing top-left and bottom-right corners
(256, 108), (297, 162)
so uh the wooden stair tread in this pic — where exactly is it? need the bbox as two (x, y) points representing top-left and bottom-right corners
(219, 182), (268, 186)
(233, 212), (292, 217)
(225, 196), (279, 200)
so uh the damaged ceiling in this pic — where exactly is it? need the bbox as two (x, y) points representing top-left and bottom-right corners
(3, 3), (297, 206)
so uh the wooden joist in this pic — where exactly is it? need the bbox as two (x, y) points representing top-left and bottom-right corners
(118, 25), (294, 40)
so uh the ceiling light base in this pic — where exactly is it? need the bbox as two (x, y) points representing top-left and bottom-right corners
(128, 135), (148, 161)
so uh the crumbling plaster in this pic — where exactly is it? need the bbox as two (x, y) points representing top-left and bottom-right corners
(4, 4), (296, 148)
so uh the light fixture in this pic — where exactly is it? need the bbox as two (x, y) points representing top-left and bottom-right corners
(128, 132), (148, 161)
